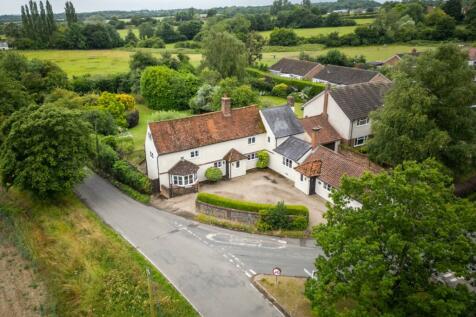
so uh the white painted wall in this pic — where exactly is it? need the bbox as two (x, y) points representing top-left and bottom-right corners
(144, 126), (159, 180)
(351, 118), (372, 139)
(229, 159), (247, 178)
(302, 92), (325, 117)
(294, 174), (310, 195)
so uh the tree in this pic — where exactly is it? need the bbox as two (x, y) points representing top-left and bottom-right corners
(129, 51), (159, 72)
(141, 66), (199, 110)
(178, 20), (202, 40)
(202, 31), (247, 79)
(124, 28), (138, 46)
(424, 8), (456, 40)
(0, 105), (91, 198)
(138, 21), (155, 40)
(0, 72), (32, 119)
(443, 0), (463, 21)
(210, 77), (259, 110)
(306, 159), (476, 316)
(245, 32), (265, 65)
(302, 0), (312, 9)
(369, 44), (476, 176)
(65, 1), (78, 26)
(156, 21), (184, 43)
(268, 28), (299, 46)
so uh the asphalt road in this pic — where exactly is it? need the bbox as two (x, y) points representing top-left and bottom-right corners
(76, 174), (322, 317)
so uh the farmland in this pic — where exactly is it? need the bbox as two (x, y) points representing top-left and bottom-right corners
(259, 25), (358, 38)
(19, 43), (435, 78)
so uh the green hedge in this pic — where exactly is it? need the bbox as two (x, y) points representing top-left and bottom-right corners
(246, 67), (326, 97)
(112, 160), (152, 195)
(196, 192), (309, 217)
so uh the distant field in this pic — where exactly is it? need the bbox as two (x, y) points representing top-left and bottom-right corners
(353, 18), (375, 25)
(118, 27), (140, 38)
(18, 43), (435, 77)
(259, 25), (358, 38)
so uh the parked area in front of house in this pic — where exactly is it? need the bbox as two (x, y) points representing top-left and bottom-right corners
(152, 169), (328, 227)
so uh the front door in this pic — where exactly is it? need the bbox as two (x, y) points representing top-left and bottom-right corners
(309, 177), (316, 195)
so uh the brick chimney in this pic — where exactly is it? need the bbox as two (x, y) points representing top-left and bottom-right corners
(323, 83), (331, 118)
(221, 95), (231, 117)
(311, 126), (321, 149)
(287, 95), (295, 108)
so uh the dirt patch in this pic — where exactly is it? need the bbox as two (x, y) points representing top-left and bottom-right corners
(0, 237), (47, 316)
(254, 274), (313, 317)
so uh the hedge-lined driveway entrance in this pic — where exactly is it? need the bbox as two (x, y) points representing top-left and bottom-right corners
(153, 169), (328, 227)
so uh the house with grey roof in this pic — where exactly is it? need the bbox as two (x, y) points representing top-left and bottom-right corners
(0, 42), (10, 50)
(313, 64), (391, 86)
(302, 82), (392, 147)
(269, 58), (323, 80)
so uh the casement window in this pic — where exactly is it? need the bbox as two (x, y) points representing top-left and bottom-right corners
(282, 157), (292, 168)
(247, 153), (257, 160)
(172, 173), (197, 187)
(150, 151), (154, 159)
(190, 150), (199, 158)
(236, 161), (240, 168)
(356, 117), (369, 126)
(267, 136), (271, 143)
(300, 174), (304, 181)
(354, 136), (369, 147)
(323, 182), (333, 192)
(214, 160), (224, 168)
(248, 136), (256, 144)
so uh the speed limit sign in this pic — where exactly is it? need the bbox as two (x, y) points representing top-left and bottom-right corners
(273, 267), (282, 276)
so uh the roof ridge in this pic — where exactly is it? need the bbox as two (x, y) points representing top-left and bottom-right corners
(148, 104), (258, 125)
(315, 146), (367, 170)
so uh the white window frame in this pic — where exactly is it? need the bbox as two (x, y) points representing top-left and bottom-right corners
(214, 160), (224, 168)
(356, 117), (369, 126)
(282, 157), (292, 168)
(190, 150), (199, 158)
(247, 153), (257, 160)
(149, 151), (154, 158)
(236, 161), (240, 168)
(323, 182), (333, 192)
(354, 136), (369, 147)
(172, 173), (197, 187)
(248, 136), (256, 144)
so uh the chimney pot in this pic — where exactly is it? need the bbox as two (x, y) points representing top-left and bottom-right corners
(287, 95), (295, 108)
(221, 95), (231, 117)
(311, 126), (321, 149)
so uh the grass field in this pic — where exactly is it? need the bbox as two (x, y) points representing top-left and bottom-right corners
(0, 187), (198, 316)
(118, 27), (140, 38)
(260, 95), (304, 118)
(259, 25), (358, 39)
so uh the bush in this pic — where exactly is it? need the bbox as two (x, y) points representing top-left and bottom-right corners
(137, 37), (165, 48)
(257, 202), (309, 231)
(71, 73), (132, 94)
(112, 160), (152, 194)
(256, 150), (269, 168)
(205, 167), (222, 182)
(269, 28), (299, 46)
(95, 141), (119, 174)
(196, 192), (309, 217)
(271, 83), (289, 98)
(126, 109), (139, 128)
(174, 41), (201, 49)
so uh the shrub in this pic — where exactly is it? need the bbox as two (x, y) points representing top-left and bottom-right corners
(95, 140), (119, 174)
(137, 37), (165, 48)
(174, 41), (201, 49)
(196, 192), (309, 217)
(112, 160), (152, 194)
(126, 109), (139, 128)
(256, 150), (269, 168)
(205, 167), (223, 182)
(269, 28), (299, 46)
(257, 202), (309, 231)
(271, 83), (289, 98)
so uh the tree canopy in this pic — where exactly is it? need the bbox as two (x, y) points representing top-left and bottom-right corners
(306, 159), (476, 317)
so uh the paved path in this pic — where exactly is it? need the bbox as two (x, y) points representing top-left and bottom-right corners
(76, 174), (321, 317)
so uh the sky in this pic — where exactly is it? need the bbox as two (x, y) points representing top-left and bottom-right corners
(0, 0), (303, 15)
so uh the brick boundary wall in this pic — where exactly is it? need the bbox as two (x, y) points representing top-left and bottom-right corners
(195, 200), (259, 225)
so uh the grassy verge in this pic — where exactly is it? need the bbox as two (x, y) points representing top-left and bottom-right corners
(0, 188), (197, 317)
(255, 274), (312, 317)
(195, 214), (309, 239)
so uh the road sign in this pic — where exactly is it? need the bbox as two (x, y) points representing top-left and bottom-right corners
(273, 267), (281, 276)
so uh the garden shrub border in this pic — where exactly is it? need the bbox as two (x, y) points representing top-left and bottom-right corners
(196, 192), (309, 217)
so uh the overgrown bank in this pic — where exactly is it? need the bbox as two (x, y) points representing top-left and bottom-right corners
(0, 188), (198, 317)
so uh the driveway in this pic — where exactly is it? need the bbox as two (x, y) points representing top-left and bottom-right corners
(153, 170), (328, 227)
(76, 174), (321, 317)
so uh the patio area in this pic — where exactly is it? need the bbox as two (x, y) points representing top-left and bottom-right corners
(152, 169), (328, 227)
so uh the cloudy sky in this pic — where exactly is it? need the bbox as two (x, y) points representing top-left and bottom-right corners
(1, 0), (303, 14)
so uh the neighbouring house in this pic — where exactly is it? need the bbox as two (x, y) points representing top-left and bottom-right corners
(0, 42), (9, 50)
(145, 95), (380, 204)
(382, 48), (421, 67)
(312, 64), (391, 86)
(302, 82), (392, 147)
(468, 48), (476, 67)
(268, 58), (323, 80)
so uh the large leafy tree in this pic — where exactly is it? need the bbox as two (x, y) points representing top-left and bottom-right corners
(368, 44), (476, 176)
(306, 159), (476, 317)
(202, 31), (247, 79)
(0, 105), (91, 198)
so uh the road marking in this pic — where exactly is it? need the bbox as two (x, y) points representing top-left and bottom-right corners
(245, 271), (252, 278)
(206, 233), (287, 249)
(304, 268), (316, 278)
(249, 269), (256, 275)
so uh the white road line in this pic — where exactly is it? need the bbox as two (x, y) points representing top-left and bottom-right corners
(249, 269), (256, 275)
(245, 271), (252, 278)
(229, 259), (234, 263)
(223, 254), (228, 259)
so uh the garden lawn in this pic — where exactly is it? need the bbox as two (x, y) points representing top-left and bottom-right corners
(0, 187), (198, 317)
(259, 95), (303, 118)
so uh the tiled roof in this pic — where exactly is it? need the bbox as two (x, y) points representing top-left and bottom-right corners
(314, 65), (383, 85)
(223, 148), (247, 162)
(274, 136), (311, 162)
(299, 147), (375, 188)
(329, 82), (392, 120)
(269, 58), (320, 76)
(168, 159), (199, 175)
(294, 160), (322, 177)
(261, 105), (304, 138)
(468, 48), (476, 61)
(299, 115), (342, 144)
(149, 106), (265, 155)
